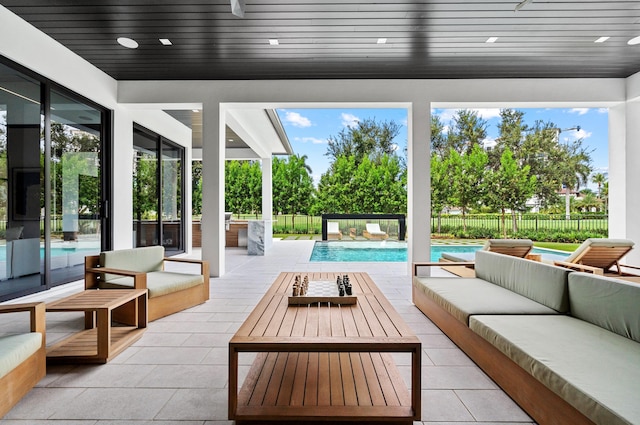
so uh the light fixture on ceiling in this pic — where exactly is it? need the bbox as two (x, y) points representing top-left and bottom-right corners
(269, 39), (279, 45)
(595, 37), (610, 43)
(159, 38), (172, 46)
(231, 0), (245, 18)
(377, 38), (387, 44)
(117, 37), (139, 49)
(486, 37), (499, 43)
(514, 0), (532, 12)
(628, 35), (640, 45)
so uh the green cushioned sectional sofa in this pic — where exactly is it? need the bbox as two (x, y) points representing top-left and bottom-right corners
(413, 250), (640, 425)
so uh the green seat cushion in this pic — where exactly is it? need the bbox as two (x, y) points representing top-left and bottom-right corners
(440, 252), (474, 262)
(475, 250), (570, 313)
(569, 272), (640, 343)
(413, 277), (559, 325)
(100, 246), (164, 281)
(103, 271), (203, 298)
(470, 315), (640, 425)
(483, 238), (533, 249)
(0, 333), (42, 379)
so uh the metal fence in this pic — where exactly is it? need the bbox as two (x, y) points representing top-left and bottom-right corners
(431, 214), (608, 233)
(232, 213), (608, 236)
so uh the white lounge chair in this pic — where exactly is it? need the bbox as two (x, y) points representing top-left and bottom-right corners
(327, 221), (342, 240)
(363, 223), (388, 240)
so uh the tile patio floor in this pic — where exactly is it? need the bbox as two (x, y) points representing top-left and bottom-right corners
(0, 239), (535, 424)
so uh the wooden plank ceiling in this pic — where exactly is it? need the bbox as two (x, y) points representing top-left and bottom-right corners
(2, 0), (640, 80)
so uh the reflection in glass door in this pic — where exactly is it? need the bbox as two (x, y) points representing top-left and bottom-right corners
(133, 128), (159, 247)
(49, 89), (103, 285)
(0, 64), (44, 298)
(161, 141), (183, 253)
(132, 125), (184, 253)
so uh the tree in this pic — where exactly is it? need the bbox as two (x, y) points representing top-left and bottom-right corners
(430, 153), (452, 232)
(314, 155), (358, 213)
(555, 139), (593, 219)
(325, 118), (402, 164)
(430, 115), (448, 158)
(486, 148), (536, 236)
(192, 161), (203, 216)
(446, 109), (488, 154)
(225, 160), (262, 215)
(448, 146), (488, 230)
(272, 154), (315, 216)
(592, 172), (606, 199)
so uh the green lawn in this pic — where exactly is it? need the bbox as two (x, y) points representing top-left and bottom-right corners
(533, 241), (580, 252)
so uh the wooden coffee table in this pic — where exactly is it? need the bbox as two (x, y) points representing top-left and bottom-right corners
(229, 272), (421, 423)
(46, 289), (147, 364)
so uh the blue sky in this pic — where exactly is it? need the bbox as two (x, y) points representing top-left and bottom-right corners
(276, 107), (609, 190)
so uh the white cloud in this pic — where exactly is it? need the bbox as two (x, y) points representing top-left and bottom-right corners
(473, 108), (501, 120)
(575, 128), (592, 139)
(434, 108), (501, 122)
(570, 108), (590, 115)
(295, 136), (326, 144)
(283, 111), (312, 128)
(598, 108), (608, 114)
(341, 113), (360, 128)
(561, 128), (592, 142)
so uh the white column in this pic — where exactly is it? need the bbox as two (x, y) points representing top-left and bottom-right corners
(261, 157), (273, 251)
(608, 103), (626, 240)
(112, 110), (134, 249)
(201, 101), (225, 276)
(622, 99), (640, 265)
(408, 100), (431, 275)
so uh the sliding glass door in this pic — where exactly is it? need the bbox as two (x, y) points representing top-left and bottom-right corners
(0, 58), (110, 301)
(49, 88), (104, 284)
(0, 63), (44, 298)
(133, 125), (184, 254)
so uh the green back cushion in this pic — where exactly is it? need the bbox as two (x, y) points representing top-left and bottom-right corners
(475, 250), (570, 312)
(100, 246), (164, 281)
(568, 272), (640, 343)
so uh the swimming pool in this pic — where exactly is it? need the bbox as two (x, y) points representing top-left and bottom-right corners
(309, 241), (569, 262)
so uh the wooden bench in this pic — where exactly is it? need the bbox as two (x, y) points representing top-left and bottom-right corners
(0, 303), (46, 418)
(84, 246), (209, 321)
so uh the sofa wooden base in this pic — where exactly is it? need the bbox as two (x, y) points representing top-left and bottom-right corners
(412, 285), (596, 425)
(0, 348), (46, 418)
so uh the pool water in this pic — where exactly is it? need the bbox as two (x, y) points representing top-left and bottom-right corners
(309, 241), (569, 262)
(0, 246), (97, 262)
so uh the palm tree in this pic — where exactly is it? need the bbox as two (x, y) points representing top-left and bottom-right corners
(556, 141), (592, 219)
(592, 172), (606, 199)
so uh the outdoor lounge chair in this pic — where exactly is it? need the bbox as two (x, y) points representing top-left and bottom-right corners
(327, 221), (342, 240)
(363, 223), (388, 240)
(439, 239), (534, 277)
(553, 238), (637, 277)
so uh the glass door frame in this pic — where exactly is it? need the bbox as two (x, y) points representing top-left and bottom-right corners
(133, 123), (185, 255)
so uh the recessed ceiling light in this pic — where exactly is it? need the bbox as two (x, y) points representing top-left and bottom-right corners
(117, 37), (138, 49)
(159, 38), (172, 45)
(595, 37), (610, 43)
(628, 36), (640, 45)
(486, 37), (499, 43)
(377, 38), (387, 44)
(269, 39), (279, 45)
